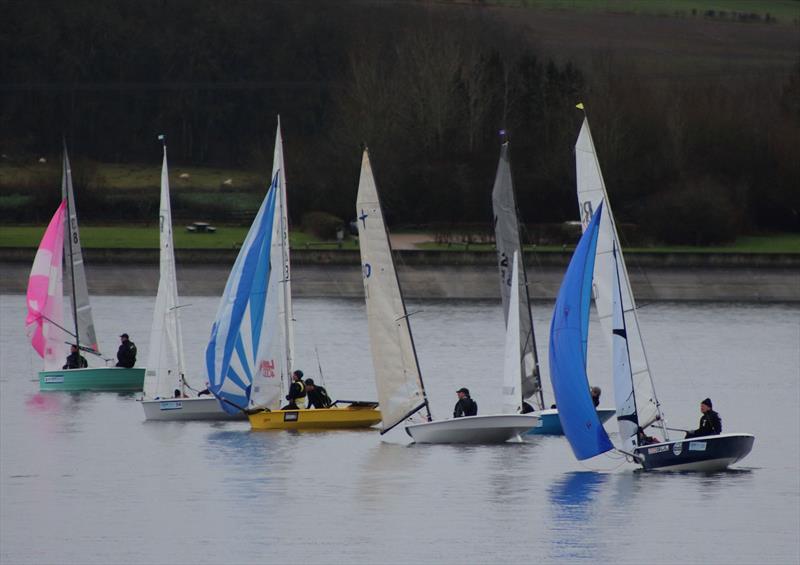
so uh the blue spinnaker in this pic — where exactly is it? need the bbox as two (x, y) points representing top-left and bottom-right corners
(549, 203), (613, 460)
(206, 174), (278, 414)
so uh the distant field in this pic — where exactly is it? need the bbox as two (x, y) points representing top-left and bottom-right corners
(2, 225), (796, 253)
(0, 226), (360, 250)
(489, 0), (799, 23)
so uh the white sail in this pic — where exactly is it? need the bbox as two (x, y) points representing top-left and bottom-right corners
(275, 121), (294, 394)
(491, 142), (542, 408)
(612, 244), (639, 451)
(144, 143), (186, 400)
(62, 148), (99, 354)
(575, 116), (663, 432)
(502, 252), (522, 414)
(356, 149), (429, 433)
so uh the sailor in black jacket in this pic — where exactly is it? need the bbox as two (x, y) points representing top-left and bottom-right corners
(116, 333), (137, 368)
(685, 398), (722, 438)
(63, 344), (88, 369)
(453, 387), (478, 418)
(281, 370), (306, 410)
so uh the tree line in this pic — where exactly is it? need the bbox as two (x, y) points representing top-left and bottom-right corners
(1, 0), (798, 244)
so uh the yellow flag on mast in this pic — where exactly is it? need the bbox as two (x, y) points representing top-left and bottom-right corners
(576, 102), (585, 110)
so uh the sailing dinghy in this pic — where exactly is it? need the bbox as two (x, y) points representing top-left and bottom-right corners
(356, 149), (538, 443)
(570, 115), (754, 471)
(26, 147), (144, 392)
(141, 138), (244, 420)
(207, 122), (381, 430)
(491, 140), (614, 435)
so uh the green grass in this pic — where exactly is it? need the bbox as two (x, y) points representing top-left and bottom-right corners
(0, 225), (361, 250)
(492, 0), (799, 23)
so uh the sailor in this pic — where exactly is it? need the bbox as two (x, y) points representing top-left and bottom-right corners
(115, 333), (137, 368)
(305, 378), (332, 409)
(636, 426), (660, 445)
(453, 387), (478, 418)
(281, 370), (306, 410)
(590, 386), (602, 408)
(63, 344), (88, 369)
(685, 398), (722, 439)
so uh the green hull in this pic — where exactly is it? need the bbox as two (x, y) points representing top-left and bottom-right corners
(39, 367), (145, 392)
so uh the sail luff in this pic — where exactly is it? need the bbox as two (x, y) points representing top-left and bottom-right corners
(575, 116), (666, 436)
(612, 242), (640, 451)
(274, 120), (294, 393)
(26, 202), (68, 371)
(144, 143), (185, 399)
(491, 142), (542, 409)
(62, 147), (99, 354)
(357, 149), (430, 432)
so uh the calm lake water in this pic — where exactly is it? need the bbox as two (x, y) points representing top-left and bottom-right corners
(1, 294), (798, 564)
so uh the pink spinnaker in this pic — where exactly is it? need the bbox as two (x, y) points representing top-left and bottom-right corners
(26, 201), (68, 370)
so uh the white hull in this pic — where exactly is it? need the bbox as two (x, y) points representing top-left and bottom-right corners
(141, 397), (246, 421)
(405, 414), (539, 444)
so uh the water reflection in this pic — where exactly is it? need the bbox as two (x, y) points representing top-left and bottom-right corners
(548, 472), (610, 561)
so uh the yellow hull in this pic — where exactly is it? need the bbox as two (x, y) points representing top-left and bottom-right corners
(248, 406), (382, 430)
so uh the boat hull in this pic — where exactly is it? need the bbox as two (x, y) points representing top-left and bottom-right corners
(141, 397), (246, 421)
(39, 367), (145, 392)
(634, 433), (755, 472)
(405, 414), (539, 444)
(525, 408), (616, 436)
(248, 406), (382, 430)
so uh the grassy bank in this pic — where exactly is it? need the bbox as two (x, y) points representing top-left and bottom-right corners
(1, 225), (796, 253)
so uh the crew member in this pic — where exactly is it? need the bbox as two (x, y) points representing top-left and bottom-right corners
(63, 344), (88, 369)
(453, 387), (478, 418)
(590, 386), (602, 408)
(521, 401), (535, 414)
(305, 378), (332, 409)
(685, 398), (722, 438)
(281, 370), (306, 410)
(116, 333), (137, 368)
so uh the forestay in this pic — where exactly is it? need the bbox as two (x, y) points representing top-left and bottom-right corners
(491, 142), (542, 408)
(26, 202), (68, 371)
(62, 148), (99, 354)
(206, 178), (279, 414)
(501, 252), (523, 414)
(549, 204), (613, 460)
(356, 149), (429, 433)
(575, 117), (663, 432)
(144, 143), (186, 400)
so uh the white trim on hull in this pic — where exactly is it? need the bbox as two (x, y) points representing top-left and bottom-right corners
(405, 414), (539, 444)
(141, 397), (247, 421)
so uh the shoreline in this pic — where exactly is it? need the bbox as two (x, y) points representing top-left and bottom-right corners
(2, 250), (798, 302)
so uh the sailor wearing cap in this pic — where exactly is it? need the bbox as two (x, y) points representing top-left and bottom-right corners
(685, 397), (722, 439)
(115, 333), (137, 368)
(453, 387), (478, 418)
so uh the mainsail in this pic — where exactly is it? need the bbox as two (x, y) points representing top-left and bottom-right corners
(549, 204), (613, 460)
(575, 116), (664, 434)
(501, 252), (523, 414)
(612, 243), (640, 451)
(62, 147), (99, 354)
(144, 142), (186, 400)
(206, 177), (278, 414)
(356, 149), (430, 433)
(26, 202), (68, 371)
(491, 142), (542, 409)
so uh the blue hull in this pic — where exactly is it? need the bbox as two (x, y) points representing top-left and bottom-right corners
(526, 408), (615, 436)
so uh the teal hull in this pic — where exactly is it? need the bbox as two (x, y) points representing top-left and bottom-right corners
(39, 367), (145, 392)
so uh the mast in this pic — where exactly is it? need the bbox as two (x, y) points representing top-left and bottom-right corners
(574, 111), (668, 439)
(491, 140), (543, 410)
(62, 145), (80, 353)
(274, 119), (294, 394)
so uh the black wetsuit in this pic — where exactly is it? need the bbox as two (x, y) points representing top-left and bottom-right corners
(686, 410), (722, 438)
(306, 386), (332, 409)
(63, 352), (88, 369)
(453, 397), (478, 418)
(116, 340), (137, 368)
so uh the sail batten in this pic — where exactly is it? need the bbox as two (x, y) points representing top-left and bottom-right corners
(491, 142), (542, 409)
(357, 149), (430, 432)
(549, 204), (613, 460)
